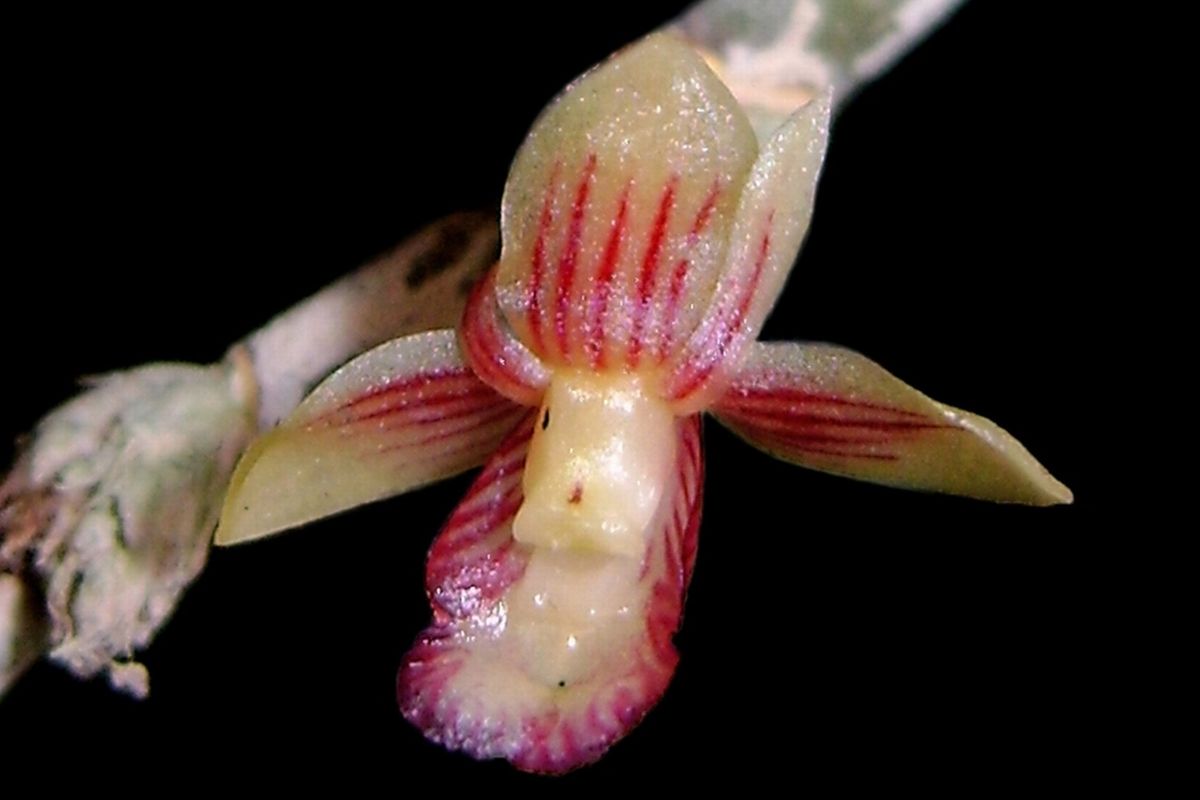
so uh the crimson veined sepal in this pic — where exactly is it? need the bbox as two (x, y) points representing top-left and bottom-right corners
(714, 342), (1073, 504)
(215, 330), (524, 546)
(459, 267), (550, 406)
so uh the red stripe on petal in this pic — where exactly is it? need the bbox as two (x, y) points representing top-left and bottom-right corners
(456, 426), (533, 507)
(662, 523), (681, 583)
(628, 176), (678, 368)
(658, 258), (691, 360)
(443, 486), (521, 540)
(667, 213), (774, 404)
(336, 384), (501, 429)
(423, 414), (536, 614)
(762, 432), (891, 447)
(554, 154), (597, 362)
(722, 387), (933, 419)
(527, 163), (561, 356)
(731, 218), (773, 334)
(323, 368), (476, 421)
(691, 181), (721, 235)
(770, 444), (900, 461)
(714, 354), (979, 468)
(378, 404), (525, 454)
(460, 267), (549, 406)
(717, 408), (950, 434)
(658, 181), (721, 362)
(585, 181), (632, 369)
(375, 393), (515, 433)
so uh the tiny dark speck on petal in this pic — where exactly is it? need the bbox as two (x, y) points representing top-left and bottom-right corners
(541, 408), (551, 430)
(558, 680), (566, 688)
(569, 483), (583, 504)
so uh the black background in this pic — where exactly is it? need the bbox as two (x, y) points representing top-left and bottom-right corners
(4, 2), (1103, 789)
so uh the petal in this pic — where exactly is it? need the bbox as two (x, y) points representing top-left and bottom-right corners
(458, 265), (550, 406)
(664, 95), (832, 412)
(712, 342), (1072, 504)
(215, 330), (525, 545)
(398, 414), (704, 773)
(496, 33), (757, 371)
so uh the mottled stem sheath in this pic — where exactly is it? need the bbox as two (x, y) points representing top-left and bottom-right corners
(0, 213), (496, 698)
(672, 0), (965, 135)
(239, 212), (497, 429)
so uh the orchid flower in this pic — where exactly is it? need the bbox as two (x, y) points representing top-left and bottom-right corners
(215, 33), (1070, 773)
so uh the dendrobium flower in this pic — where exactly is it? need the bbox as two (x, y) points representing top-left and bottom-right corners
(216, 34), (1070, 773)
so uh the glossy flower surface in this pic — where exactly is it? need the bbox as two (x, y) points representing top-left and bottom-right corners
(217, 34), (1070, 773)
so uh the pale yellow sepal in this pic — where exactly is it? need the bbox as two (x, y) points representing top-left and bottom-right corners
(716, 342), (1073, 506)
(216, 330), (523, 545)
